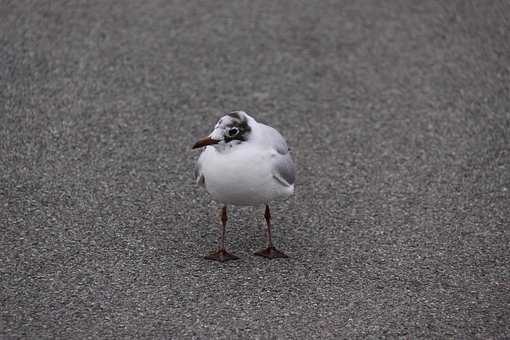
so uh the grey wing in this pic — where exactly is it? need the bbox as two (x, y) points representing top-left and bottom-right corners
(260, 123), (295, 186)
(272, 153), (296, 187)
(194, 157), (205, 187)
(273, 135), (290, 155)
(261, 124), (290, 155)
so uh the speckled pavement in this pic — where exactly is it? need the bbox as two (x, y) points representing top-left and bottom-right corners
(1, 1), (509, 338)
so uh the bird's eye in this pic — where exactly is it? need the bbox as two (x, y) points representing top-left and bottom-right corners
(227, 127), (239, 137)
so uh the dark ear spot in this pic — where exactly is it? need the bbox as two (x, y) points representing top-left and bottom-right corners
(237, 118), (251, 136)
(227, 111), (241, 120)
(224, 118), (251, 143)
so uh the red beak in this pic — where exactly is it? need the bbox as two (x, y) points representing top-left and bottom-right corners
(192, 136), (220, 149)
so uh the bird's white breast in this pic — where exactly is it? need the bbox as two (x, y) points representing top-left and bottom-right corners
(198, 143), (293, 206)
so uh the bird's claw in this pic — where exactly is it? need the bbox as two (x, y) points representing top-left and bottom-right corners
(204, 249), (239, 262)
(254, 246), (288, 259)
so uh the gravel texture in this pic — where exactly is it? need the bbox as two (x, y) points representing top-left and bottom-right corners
(1, 1), (509, 338)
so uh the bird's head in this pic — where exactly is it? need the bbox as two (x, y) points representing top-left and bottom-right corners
(192, 111), (253, 149)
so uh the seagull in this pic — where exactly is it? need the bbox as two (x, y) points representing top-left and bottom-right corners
(192, 111), (296, 262)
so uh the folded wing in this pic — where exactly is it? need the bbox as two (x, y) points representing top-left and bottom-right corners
(272, 153), (295, 187)
(194, 154), (205, 187)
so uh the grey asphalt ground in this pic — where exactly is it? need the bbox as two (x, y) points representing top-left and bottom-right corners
(1, 1), (509, 338)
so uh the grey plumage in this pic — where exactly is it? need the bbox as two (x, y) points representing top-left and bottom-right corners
(272, 153), (296, 187)
(259, 124), (290, 155)
(194, 162), (205, 186)
(256, 123), (295, 187)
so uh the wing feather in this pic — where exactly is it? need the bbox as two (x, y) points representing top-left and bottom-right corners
(194, 154), (205, 187)
(257, 123), (295, 187)
(272, 153), (296, 187)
